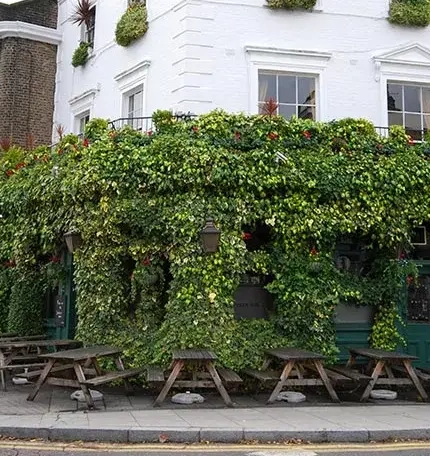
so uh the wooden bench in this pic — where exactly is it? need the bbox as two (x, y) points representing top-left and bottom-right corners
(0, 363), (46, 371)
(17, 363), (75, 379)
(328, 366), (371, 385)
(392, 365), (430, 383)
(243, 368), (280, 382)
(147, 366), (165, 384)
(82, 368), (144, 387)
(217, 367), (242, 384)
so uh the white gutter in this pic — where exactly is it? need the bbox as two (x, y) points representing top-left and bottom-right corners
(0, 21), (62, 45)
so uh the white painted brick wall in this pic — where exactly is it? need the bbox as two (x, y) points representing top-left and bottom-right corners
(54, 0), (430, 134)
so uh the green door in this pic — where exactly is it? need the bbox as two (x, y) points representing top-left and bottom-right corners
(43, 252), (77, 340)
(403, 261), (430, 367)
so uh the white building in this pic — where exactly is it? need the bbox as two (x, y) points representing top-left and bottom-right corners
(54, 0), (430, 140)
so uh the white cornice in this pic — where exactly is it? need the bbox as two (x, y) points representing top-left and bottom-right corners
(0, 21), (61, 45)
(245, 46), (332, 61)
(114, 60), (151, 83)
(69, 88), (99, 106)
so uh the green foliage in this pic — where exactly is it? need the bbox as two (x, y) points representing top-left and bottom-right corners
(115, 3), (148, 47)
(7, 266), (44, 335)
(72, 42), (90, 67)
(0, 268), (13, 333)
(389, 0), (430, 27)
(1, 110), (429, 368)
(266, 0), (317, 9)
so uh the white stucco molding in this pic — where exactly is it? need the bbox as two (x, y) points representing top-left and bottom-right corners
(373, 43), (430, 127)
(114, 60), (151, 92)
(69, 88), (99, 115)
(245, 46), (332, 120)
(0, 21), (61, 45)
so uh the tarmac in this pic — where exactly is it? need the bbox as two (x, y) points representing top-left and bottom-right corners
(0, 384), (430, 444)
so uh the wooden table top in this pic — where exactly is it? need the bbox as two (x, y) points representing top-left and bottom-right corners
(266, 347), (325, 361)
(349, 348), (418, 360)
(40, 345), (121, 361)
(0, 339), (81, 350)
(0, 334), (47, 342)
(173, 349), (217, 361)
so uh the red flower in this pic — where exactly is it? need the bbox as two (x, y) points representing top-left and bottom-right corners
(267, 132), (279, 141)
(407, 136), (415, 145)
(407, 275), (414, 285)
(33, 155), (39, 161)
(399, 251), (406, 260)
(303, 130), (311, 139)
(109, 131), (117, 139)
(82, 138), (89, 147)
(234, 131), (241, 141)
(310, 247), (318, 256)
(57, 148), (63, 155)
(147, 130), (153, 136)
(141, 257), (151, 266)
(15, 162), (25, 170)
(5, 260), (16, 268)
(5, 170), (14, 177)
(50, 255), (61, 264)
(192, 126), (199, 133)
(242, 232), (252, 241)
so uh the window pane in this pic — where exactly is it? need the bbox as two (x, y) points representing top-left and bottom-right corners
(424, 115), (430, 132)
(404, 85), (421, 113)
(388, 112), (403, 126)
(279, 104), (296, 119)
(423, 87), (430, 114)
(128, 94), (135, 116)
(298, 105), (315, 120)
(258, 73), (276, 102)
(405, 113), (422, 139)
(387, 84), (402, 111)
(298, 77), (315, 105)
(278, 75), (296, 104)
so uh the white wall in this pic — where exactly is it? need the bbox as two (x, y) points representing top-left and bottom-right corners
(53, 0), (430, 137)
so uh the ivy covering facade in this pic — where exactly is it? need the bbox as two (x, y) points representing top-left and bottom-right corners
(266, 0), (317, 9)
(0, 112), (426, 369)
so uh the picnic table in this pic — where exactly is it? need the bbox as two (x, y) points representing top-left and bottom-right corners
(0, 334), (47, 342)
(24, 345), (144, 409)
(151, 349), (242, 407)
(347, 348), (428, 402)
(0, 338), (81, 390)
(244, 347), (340, 403)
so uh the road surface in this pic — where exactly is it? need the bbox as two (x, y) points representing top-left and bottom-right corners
(3, 442), (430, 456)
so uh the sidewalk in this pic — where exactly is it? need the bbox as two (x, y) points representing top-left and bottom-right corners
(1, 385), (430, 444)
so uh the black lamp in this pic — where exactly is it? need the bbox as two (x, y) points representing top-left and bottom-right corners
(64, 231), (83, 254)
(200, 218), (221, 254)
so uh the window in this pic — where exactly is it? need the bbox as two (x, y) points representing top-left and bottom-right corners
(84, 6), (96, 46)
(258, 72), (316, 120)
(387, 82), (430, 140)
(124, 86), (144, 130)
(77, 111), (90, 135)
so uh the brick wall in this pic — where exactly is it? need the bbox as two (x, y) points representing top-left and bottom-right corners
(0, 0), (58, 147)
(0, 38), (57, 147)
(0, 0), (57, 28)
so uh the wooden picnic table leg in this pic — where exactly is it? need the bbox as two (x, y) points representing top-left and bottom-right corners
(206, 361), (233, 407)
(154, 360), (184, 407)
(267, 360), (295, 404)
(27, 359), (55, 401)
(261, 357), (272, 370)
(115, 356), (134, 395)
(73, 362), (95, 409)
(360, 360), (385, 402)
(403, 359), (428, 401)
(313, 359), (340, 402)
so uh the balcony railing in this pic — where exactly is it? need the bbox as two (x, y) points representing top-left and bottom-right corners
(109, 113), (197, 131)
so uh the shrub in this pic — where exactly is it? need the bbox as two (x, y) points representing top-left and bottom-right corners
(389, 0), (430, 27)
(72, 42), (90, 67)
(115, 3), (148, 47)
(266, 0), (317, 9)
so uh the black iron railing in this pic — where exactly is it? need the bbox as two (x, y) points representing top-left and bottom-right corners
(109, 113), (197, 131)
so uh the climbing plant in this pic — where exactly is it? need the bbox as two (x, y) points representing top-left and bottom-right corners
(266, 0), (317, 10)
(115, 2), (148, 47)
(389, 0), (430, 27)
(0, 110), (429, 368)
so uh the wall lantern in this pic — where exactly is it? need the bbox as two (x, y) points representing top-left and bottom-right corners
(200, 218), (221, 254)
(64, 231), (83, 254)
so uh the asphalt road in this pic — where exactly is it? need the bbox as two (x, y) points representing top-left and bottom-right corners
(3, 444), (430, 456)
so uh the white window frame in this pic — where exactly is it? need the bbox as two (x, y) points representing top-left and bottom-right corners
(76, 110), (90, 136)
(374, 43), (430, 129)
(115, 60), (150, 125)
(123, 84), (145, 130)
(245, 46), (331, 121)
(69, 88), (97, 134)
